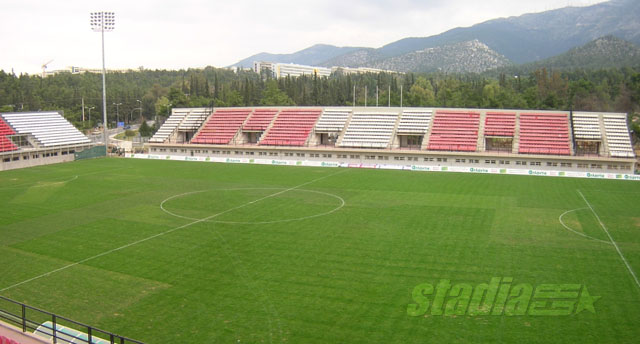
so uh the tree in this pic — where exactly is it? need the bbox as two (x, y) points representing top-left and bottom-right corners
(168, 88), (188, 107)
(225, 90), (244, 107)
(0, 65), (638, 129)
(260, 80), (294, 106)
(533, 68), (568, 109)
(406, 76), (435, 106)
(138, 120), (153, 137)
(482, 81), (501, 108)
(155, 96), (171, 118)
(630, 73), (640, 106)
(0, 105), (15, 112)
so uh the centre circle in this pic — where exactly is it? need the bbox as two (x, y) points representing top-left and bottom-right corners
(160, 188), (345, 224)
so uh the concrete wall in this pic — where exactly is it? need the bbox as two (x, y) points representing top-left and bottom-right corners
(149, 143), (636, 175)
(0, 321), (49, 344)
(0, 152), (75, 172)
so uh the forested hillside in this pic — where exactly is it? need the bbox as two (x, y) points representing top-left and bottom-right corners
(0, 66), (639, 137)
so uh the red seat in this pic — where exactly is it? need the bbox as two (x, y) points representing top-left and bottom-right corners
(428, 111), (480, 152)
(243, 109), (279, 131)
(518, 113), (571, 155)
(259, 108), (322, 147)
(190, 108), (252, 144)
(485, 112), (516, 137)
(0, 118), (17, 152)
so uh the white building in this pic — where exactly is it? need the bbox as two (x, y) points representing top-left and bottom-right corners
(253, 61), (276, 74)
(44, 66), (134, 77)
(253, 62), (332, 79)
(331, 66), (401, 75)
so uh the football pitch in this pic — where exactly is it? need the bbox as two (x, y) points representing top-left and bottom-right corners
(1, 158), (639, 343)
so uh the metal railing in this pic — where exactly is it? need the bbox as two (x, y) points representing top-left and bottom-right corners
(0, 295), (143, 344)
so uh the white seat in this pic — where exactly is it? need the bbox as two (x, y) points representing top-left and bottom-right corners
(602, 114), (634, 158)
(1, 111), (90, 147)
(397, 109), (432, 134)
(572, 112), (603, 140)
(315, 109), (351, 132)
(150, 108), (211, 143)
(339, 111), (400, 148)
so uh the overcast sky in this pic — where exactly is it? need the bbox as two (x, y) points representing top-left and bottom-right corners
(1, 0), (607, 75)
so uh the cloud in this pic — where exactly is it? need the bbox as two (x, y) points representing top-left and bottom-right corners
(0, 0), (609, 74)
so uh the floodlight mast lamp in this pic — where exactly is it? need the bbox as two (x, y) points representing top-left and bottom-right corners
(90, 11), (115, 155)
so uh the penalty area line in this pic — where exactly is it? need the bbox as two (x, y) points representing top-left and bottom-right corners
(578, 189), (640, 290)
(0, 169), (348, 293)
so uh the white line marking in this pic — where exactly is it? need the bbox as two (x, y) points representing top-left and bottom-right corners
(160, 188), (345, 224)
(32, 175), (79, 188)
(558, 208), (612, 245)
(0, 175), (78, 190)
(578, 190), (640, 289)
(0, 166), (130, 191)
(0, 169), (348, 293)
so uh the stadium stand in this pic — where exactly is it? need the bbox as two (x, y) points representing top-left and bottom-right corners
(149, 110), (189, 143)
(518, 113), (571, 155)
(484, 112), (516, 137)
(178, 108), (210, 131)
(314, 108), (351, 133)
(148, 106), (638, 175)
(603, 114), (635, 158)
(243, 108), (279, 131)
(397, 109), (432, 134)
(427, 111), (480, 151)
(572, 112), (602, 140)
(339, 110), (399, 148)
(150, 108), (211, 143)
(0, 117), (18, 152)
(191, 108), (252, 145)
(0, 112), (90, 147)
(260, 108), (322, 146)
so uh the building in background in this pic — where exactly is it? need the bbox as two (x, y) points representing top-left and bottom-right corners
(43, 66), (135, 77)
(253, 61), (401, 79)
(331, 66), (400, 75)
(253, 62), (331, 79)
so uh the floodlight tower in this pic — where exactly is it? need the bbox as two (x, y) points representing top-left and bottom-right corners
(113, 102), (122, 127)
(90, 11), (115, 155)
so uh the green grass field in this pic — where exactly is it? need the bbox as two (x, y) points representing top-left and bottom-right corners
(1, 158), (640, 343)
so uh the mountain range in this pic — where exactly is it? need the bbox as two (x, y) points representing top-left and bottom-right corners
(490, 35), (640, 76)
(231, 0), (640, 74)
